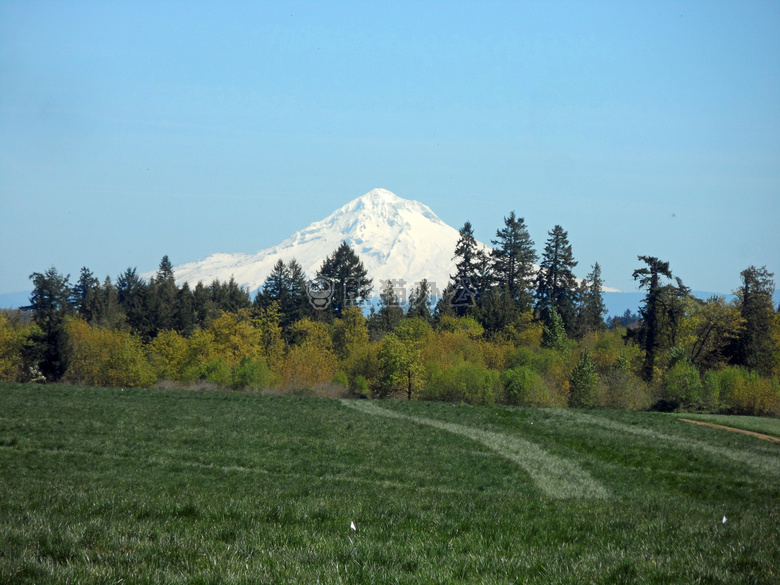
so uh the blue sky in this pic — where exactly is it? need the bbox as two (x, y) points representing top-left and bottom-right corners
(1, 0), (778, 298)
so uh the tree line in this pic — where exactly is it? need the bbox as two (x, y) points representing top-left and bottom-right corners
(2, 212), (778, 416)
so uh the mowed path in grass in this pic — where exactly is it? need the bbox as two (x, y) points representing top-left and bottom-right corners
(342, 400), (609, 500)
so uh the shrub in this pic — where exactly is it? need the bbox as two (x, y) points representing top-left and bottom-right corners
(353, 375), (370, 397)
(422, 362), (499, 405)
(709, 366), (780, 416)
(597, 368), (651, 411)
(201, 358), (232, 387)
(232, 357), (275, 390)
(65, 318), (156, 388)
(501, 365), (550, 407)
(331, 371), (349, 388)
(662, 361), (703, 410)
(569, 349), (598, 408)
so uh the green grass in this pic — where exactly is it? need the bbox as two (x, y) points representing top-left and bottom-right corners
(1, 382), (778, 584)
(672, 413), (780, 438)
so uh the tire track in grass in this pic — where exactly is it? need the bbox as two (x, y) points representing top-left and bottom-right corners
(551, 410), (780, 476)
(341, 400), (609, 500)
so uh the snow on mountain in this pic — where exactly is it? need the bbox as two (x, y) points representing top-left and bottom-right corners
(159, 187), (621, 298)
(165, 188), (481, 297)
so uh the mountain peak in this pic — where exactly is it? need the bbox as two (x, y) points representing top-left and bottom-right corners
(360, 188), (400, 202)
(166, 188), (472, 295)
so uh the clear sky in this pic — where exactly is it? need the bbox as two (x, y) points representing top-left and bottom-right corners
(1, 0), (778, 297)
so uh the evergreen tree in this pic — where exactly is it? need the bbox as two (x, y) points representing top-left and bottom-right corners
(450, 221), (482, 316)
(176, 282), (196, 336)
(23, 267), (73, 381)
(91, 276), (126, 330)
(148, 255), (179, 336)
(369, 279), (404, 336)
(193, 281), (218, 330)
(407, 279), (433, 322)
(476, 285), (517, 335)
(116, 267), (149, 336)
(574, 262), (607, 338)
(316, 242), (373, 318)
(731, 266), (778, 376)
(491, 212), (537, 312)
(630, 256), (688, 381)
(71, 267), (100, 320)
(211, 277), (251, 313)
(569, 349), (598, 408)
(255, 258), (311, 327)
(535, 225), (578, 331)
(541, 306), (568, 352)
(256, 259), (290, 309)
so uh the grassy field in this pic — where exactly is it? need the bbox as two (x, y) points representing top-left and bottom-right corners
(672, 413), (780, 439)
(1, 383), (778, 584)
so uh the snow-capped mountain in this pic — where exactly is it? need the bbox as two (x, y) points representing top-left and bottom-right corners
(165, 188), (484, 296)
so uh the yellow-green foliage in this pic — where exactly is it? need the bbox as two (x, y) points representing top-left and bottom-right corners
(0, 313), (35, 382)
(65, 317), (155, 388)
(281, 319), (338, 389)
(148, 329), (189, 381)
(377, 333), (424, 399)
(209, 309), (263, 366)
(437, 315), (484, 339)
(501, 312), (543, 347)
(422, 361), (500, 405)
(590, 330), (635, 372)
(501, 365), (551, 407)
(706, 366), (780, 416)
(676, 296), (744, 369)
(478, 340), (514, 371)
(330, 307), (369, 361)
(255, 303), (286, 368)
(422, 330), (484, 368)
(596, 369), (652, 411)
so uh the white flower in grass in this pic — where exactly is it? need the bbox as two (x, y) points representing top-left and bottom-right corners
(350, 521), (357, 531)
(722, 516), (727, 524)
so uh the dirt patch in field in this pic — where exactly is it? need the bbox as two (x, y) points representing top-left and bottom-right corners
(679, 418), (780, 444)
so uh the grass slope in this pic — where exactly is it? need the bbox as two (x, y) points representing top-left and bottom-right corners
(1, 382), (778, 584)
(672, 413), (780, 439)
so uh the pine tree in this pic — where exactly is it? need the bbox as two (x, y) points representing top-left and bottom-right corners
(176, 282), (196, 336)
(148, 255), (179, 336)
(286, 259), (313, 325)
(407, 279), (433, 322)
(71, 267), (99, 320)
(630, 256), (688, 381)
(574, 262), (607, 338)
(255, 258), (311, 327)
(316, 242), (373, 318)
(211, 277), (251, 313)
(24, 267), (73, 381)
(193, 281), (218, 329)
(116, 267), (149, 336)
(535, 225), (578, 331)
(541, 306), (568, 352)
(257, 259), (290, 309)
(491, 212), (537, 312)
(731, 266), (778, 376)
(450, 221), (481, 316)
(370, 279), (404, 335)
(91, 276), (126, 330)
(569, 348), (598, 408)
